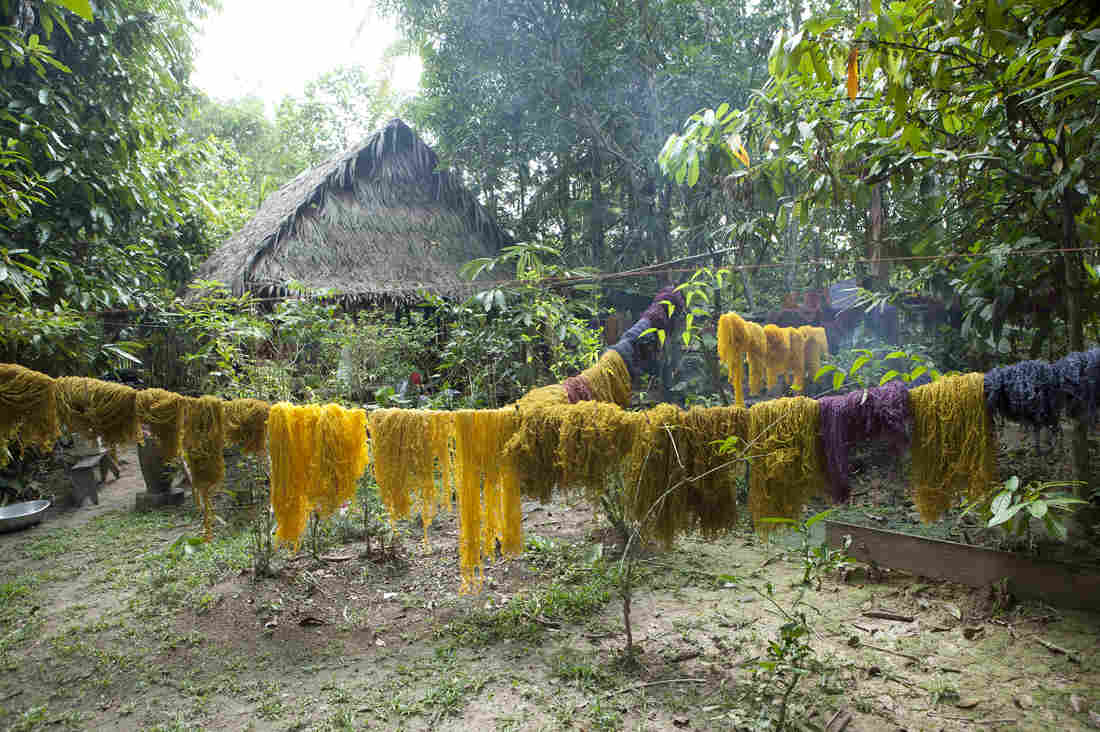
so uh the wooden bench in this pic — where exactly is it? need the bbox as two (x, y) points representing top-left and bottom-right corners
(69, 451), (120, 507)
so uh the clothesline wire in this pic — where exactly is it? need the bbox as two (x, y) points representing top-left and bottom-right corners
(42, 243), (1100, 319)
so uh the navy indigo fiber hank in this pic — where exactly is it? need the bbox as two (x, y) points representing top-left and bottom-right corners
(817, 380), (911, 503)
(983, 360), (1059, 431)
(1053, 348), (1100, 421)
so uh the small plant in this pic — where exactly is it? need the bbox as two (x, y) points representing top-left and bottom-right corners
(759, 509), (851, 588)
(815, 347), (943, 393)
(961, 475), (1087, 548)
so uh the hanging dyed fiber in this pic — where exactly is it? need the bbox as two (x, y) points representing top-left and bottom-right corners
(643, 286), (686, 332)
(452, 408), (521, 593)
(309, 404), (369, 519)
(746, 321), (768, 396)
(747, 396), (825, 529)
(562, 375), (595, 403)
(1053, 348), (1100, 421)
(717, 313), (749, 406)
(181, 395), (227, 540)
(267, 402), (320, 548)
(579, 350), (631, 407)
(0, 364), (60, 464)
(514, 384), (569, 411)
(224, 398), (271, 455)
(502, 403), (568, 501)
(420, 410), (456, 541)
(368, 408), (434, 523)
(555, 400), (636, 500)
(623, 403), (687, 546)
(55, 376), (141, 447)
(800, 326), (828, 385)
(135, 388), (184, 459)
(787, 327), (807, 392)
(677, 405), (749, 538)
(818, 380), (910, 503)
(763, 325), (790, 391)
(909, 373), (995, 522)
(983, 360), (1059, 434)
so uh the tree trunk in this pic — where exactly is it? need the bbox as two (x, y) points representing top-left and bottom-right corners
(588, 152), (604, 266)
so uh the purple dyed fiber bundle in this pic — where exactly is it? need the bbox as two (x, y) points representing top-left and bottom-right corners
(620, 316), (654, 345)
(641, 286), (685, 331)
(818, 380), (911, 503)
(983, 360), (1059, 429)
(562, 375), (595, 403)
(1053, 348), (1100, 421)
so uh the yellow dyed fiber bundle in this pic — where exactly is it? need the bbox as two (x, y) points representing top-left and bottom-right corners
(763, 325), (790, 391)
(224, 398), (270, 455)
(420, 410), (456, 541)
(181, 396), (226, 540)
(909, 373), (995, 522)
(452, 408), (522, 593)
(56, 376), (141, 447)
(368, 409), (434, 523)
(746, 321), (768, 396)
(579, 350), (631, 407)
(555, 400), (636, 500)
(268, 402), (320, 548)
(0, 364), (60, 464)
(502, 403), (568, 501)
(309, 404), (369, 520)
(787, 327), (807, 391)
(747, 396), (825, 530)
(799, 326), (828, 384)
(514, 384), (569, 411)
(717, 313), (749, 406)
(135, 388), (184, 459)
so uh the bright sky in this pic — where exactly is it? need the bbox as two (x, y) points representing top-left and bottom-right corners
(191, 0), (421, 112)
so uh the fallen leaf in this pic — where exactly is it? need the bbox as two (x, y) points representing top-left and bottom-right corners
(1015, 694), (1034, 710)
(375, 637), (386, 647)
(956, 699), (983, 709)
(299, 615), (326, 626)
(672, 718), (690, 728)
(944, 602), (962, 620)
(963, 626), (985, 640)
(1070, 695), (1085, 713)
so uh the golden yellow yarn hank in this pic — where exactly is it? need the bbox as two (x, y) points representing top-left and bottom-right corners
(787, 327), (806, 391)
(747, 396), (825, 530)
(623, 403), (683, 546)
(746, 321), (767, 396)
(763, 325), (789, 391)
(56, 376), (141, 448)
(514, 384), (569, 411)
(579, 350), (631, 407)
(268, 402), (320, 548)
(224, 398), (271, 455)
(0, 364), (60, 465)
(309, 404), (369, 520)
(181, 396), (227, 540)
(502, 403), (567, 502)
(909, 373), (994, 522)
(368, 409), (432, 523)
(717, 313), (749, 406)
(135, 388), (184, 460)
(799, 326), (828, 384)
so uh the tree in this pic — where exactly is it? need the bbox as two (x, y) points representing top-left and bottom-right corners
(662, 0), (1100, 485)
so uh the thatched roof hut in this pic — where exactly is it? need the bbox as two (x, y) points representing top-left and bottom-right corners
(191, 118), (510, 304)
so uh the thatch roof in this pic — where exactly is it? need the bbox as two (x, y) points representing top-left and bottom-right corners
(191, 118), (510, 304)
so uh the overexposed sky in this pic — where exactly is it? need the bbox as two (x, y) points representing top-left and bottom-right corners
(192, 0), (420, 111)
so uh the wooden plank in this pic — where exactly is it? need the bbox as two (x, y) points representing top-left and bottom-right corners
(825, 520), (1100, 611)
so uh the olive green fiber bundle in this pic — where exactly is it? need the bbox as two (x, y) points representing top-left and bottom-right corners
(622, 403), (688, 547)
(135, 388), (184, 459)
(678, 405), (749, 538)
(502, 403), (568, 502)
(555, 400), (638, 501)
(909, 373), (995, 522)
(0, 363), (60, 465)
(181, 396), (226, 540)
(55, 376), (142, 448)
(746, 396), (825, 530)
(224, 398), (271, 455)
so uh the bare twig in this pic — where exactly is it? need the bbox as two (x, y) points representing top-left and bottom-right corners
(1035, 637), (1080, 663)
(575, 678), (707, 708)
(863, 610), (915, 623)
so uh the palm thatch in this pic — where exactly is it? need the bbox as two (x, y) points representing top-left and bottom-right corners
(191, 119), (510, 304)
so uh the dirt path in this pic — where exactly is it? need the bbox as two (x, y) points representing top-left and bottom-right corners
(1, 466), (1099, 731)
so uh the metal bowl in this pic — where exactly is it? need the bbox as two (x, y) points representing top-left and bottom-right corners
(0, 500), (51, 533)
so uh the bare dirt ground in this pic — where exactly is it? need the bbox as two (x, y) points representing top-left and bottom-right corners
(1, 447), (1099, 731)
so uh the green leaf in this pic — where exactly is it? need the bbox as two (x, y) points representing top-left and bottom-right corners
(884, 350), (907, 360)
(804, 508), (835, 529)
(832, 370), (845, 391)
(850, 354), (871, 374)
(1028, 501), (1048, 519)
(48, 0), (93, 21)
(879, 370), (899, 386)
